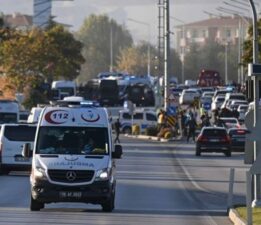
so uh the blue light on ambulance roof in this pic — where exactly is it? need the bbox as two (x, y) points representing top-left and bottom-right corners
(80, 100), (100, 107)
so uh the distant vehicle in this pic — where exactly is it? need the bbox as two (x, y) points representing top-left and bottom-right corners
(179, 89), (200, 105)
(99, 79), (119, 106)
(213, 88), (233, 100)
(119, 109), (157, 134)
(211, 96), (225, 111)
(78, 79), (100, 101)
(218, 117), (240, 129)
(19, 110), (30, 123)
(238, 105), (248, 122)
(125, 83), (155, 107)
(0, 123), (36, 174)
(0, 100), (19, 124)
(51, 80), (77, 100)
(196, 127), (231, 157)
(202, 91), (215, 98)
(224, 93), (246, 102)
(185, 80), (197, 87)
(197, 69), (223, 87)
(228, 128), (249, 152)
(97, 72), (128, 81)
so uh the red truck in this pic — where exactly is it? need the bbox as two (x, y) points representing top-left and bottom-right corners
(197, 69), (223, 87)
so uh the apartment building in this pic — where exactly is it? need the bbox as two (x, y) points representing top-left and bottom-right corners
(175, 16), (250, 58)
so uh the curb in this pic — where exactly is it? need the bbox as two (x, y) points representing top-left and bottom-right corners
(125, 134), (183, 142)
(229, 209), (247, 225)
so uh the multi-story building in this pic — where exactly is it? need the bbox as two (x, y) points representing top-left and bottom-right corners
(1, 12), (32, 30)
(33, 0), (52, 28)
(175, 16), (250, 57)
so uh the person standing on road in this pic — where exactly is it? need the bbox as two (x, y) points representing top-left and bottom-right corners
(186, 115), (197, 142)
(114, 118), (121, 143)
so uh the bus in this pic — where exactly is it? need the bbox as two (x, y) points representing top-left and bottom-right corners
(197, 70), (223, 87)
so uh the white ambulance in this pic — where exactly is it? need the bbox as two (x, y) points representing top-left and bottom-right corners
(23, 101), (122, 212)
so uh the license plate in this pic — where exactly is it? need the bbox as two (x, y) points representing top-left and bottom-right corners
(14, 156), (30, 162)
(209, 139), (219, 142)
(235, 138), (245, 142)
(59, 191), (82, 198)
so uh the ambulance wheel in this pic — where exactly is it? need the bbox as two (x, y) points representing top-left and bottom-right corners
(30, 196), (44, 211)
(102, 193), (115, 212)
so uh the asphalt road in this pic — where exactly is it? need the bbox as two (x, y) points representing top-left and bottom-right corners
(0, 135), (248, 225)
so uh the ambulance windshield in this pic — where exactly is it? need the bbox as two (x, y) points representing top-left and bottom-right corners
(36, 127), (109, 155)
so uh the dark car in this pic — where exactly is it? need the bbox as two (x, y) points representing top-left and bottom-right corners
(196, 127), (231, 157)
(228, 128), (249, 152)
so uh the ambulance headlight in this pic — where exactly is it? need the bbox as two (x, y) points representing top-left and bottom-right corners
(95, 168), (111, 181)
(32, 167), (47, 181)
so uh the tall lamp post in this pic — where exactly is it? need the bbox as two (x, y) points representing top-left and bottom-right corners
(127, 18), (151, 75)
(248, 0), (260, 208)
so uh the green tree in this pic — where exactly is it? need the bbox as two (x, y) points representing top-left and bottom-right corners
(116, 42), (150, 75)
(0, 25), (84, 108)
(184, 41), (238, 83)
(76, 14), (133, 83)
(242, 18), (261, 65)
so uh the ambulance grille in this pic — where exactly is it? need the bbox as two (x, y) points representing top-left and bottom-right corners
(48, 170), (95, 183)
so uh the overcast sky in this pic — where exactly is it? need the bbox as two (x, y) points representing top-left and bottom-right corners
(0, 0), (258, 44)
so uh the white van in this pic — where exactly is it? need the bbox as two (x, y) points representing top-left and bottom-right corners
(51, 80), (77, 100)
(23, 102), (122, 212)
(0, 124), (36, 174)
(0, 100), (19, 124)
(119, 108), (157, 134)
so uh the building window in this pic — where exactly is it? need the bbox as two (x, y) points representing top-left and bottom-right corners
(226, 29), (231, 38)
(202, 30), (206, 38)
(192, 29), (198, 38)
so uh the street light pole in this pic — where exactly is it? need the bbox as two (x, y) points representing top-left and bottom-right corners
(248, 0), (260, 208)
(163, 0), (170, 111)
(225, 42), (228, 84)
(127, 18), (151, 75)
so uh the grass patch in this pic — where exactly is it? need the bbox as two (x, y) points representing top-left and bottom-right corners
(236, 207), (261, 225)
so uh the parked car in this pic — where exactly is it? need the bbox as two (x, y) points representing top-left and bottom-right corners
(196, 127), (231, 157)
(119, 109), (157, 134)
(228, 128), (249, 152)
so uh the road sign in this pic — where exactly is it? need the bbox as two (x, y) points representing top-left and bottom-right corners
(167, 106), (177, 116)
(203, 102), (211, 111)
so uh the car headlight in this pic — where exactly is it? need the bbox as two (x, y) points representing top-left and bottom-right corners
(31, 166), (47, 181)
(95, 168), (111, 181)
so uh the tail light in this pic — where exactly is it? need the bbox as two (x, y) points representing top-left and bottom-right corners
(197, 135), (208, 142)
(220, 135), (231, 143)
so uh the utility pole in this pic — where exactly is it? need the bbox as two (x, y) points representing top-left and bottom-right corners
(158, 0), (164, 77)
(163, 0), (170, 111)
(248, 0), (260, 208)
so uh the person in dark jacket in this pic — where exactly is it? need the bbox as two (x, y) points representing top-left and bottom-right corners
(186, 115), (197, 142)
(114, 118), (121, 143)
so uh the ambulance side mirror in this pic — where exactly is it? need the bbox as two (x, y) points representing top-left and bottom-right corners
(112, 144), (122, 159)
(22, 143), (32, 158)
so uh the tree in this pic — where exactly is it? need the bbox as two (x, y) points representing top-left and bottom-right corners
(76, 15), (133, 83)
(0, 25), (84, 108)
(242, 18), (261, 66)
(184, 40), (238, 83)
(116, 42), (149, 75)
